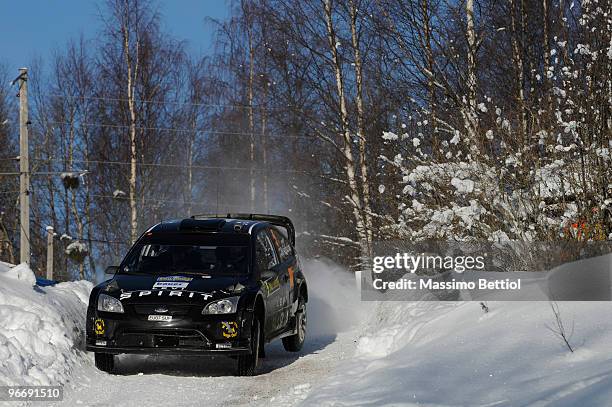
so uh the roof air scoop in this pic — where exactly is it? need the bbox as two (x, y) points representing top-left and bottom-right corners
(179, 218), (226, 232)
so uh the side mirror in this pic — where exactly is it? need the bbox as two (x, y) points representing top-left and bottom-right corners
(104, 265), (119, 280)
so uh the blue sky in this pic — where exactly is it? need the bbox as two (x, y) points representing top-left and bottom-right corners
(0, 1), (230, 73)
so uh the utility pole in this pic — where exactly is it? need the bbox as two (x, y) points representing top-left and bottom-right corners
(46, 226), (54, 280)
(18, 68), (30, 265)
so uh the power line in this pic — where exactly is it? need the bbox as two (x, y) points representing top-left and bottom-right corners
(43, 120), (323, 141)
(39, 93), (291, 111)
(89, 193), (211, 207)
(31, 157), (316, 175)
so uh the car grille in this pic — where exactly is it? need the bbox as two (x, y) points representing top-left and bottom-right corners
(132, 304), (193, 316)
(116, 329), (211, 348)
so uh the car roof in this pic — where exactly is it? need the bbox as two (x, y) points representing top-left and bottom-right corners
(147, 218), (266, 236)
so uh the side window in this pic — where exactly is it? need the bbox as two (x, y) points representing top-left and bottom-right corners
(269, 228), (293, 263)
(255, 231), (278, 273)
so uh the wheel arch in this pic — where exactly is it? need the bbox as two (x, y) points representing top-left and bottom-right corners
(252, 294), (265, 325)
(298, 281), (308, 303)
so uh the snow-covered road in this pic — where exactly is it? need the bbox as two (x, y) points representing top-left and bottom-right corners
(51, 328), (358, 407)
(10, 257), (612, 406)
(49, 259), (364, 407)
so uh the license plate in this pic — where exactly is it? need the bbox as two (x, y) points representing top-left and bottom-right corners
(148, 315), (172, 322)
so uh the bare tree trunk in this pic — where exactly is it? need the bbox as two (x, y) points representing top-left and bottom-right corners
(421, 0), (438, 153)
(67, 116), (85, 279)
(0, 214), (15, 264)
(261, 87), (269, 213)
(349, 0), (372, 254)
(324, 0), (368, 262)
(244, 0), (256, 212)
(542, 0), (550, 76)
(122, 16), (140, 243)
(187, 117), (195, 215)
(465, 0), (479, 148)
(510, 0), (527, 142)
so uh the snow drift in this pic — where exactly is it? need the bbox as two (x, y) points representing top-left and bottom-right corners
(304, 298), (612, 406)
(0, 262), (92, 386)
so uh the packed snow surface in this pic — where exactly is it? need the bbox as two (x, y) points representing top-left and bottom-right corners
(0, 262), (92, 386)
(304, 300), (612, 406)
(4, 258), (612, 406)
(51, 258), (368, 407)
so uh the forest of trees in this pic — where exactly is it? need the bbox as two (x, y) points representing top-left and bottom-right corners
(0, 0), (610, 280)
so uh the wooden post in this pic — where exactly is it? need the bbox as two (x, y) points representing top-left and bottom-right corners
(18, 68), (30, 265)
(46, 226), (54, 280)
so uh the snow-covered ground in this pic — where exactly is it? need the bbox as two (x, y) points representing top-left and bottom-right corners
(47, 258), (366, 407)
(3, 258), (612, 406)
(0, 261), (92, 387)
(305, 300), (612, 406)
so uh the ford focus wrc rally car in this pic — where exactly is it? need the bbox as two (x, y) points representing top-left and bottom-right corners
(86, 214), (307, 376)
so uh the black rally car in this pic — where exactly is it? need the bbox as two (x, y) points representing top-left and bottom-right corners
(86, 214), (307, 376)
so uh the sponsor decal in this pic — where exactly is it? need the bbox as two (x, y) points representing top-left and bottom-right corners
(266, 277), (281, 295)
(153, 281), (190, 290)
(288, 266), (295, 289)
(157, 276), (193, 282)
(152, 276), (193, 290)
(221, 321), (238, 338)
(148, 315), (172, 322)
(119, 290), (213, 301)
(94, 319), (105, 335)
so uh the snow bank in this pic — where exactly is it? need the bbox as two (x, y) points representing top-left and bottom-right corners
(0, 262), (92, 386)
(304, 299), (612, 406)
(0, 261), (37, 285)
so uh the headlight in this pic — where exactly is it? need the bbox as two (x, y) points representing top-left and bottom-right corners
(97, 293), (124, 313)
(202, 296), (240, 314)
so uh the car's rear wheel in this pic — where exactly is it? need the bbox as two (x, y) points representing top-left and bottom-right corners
(282, 296), (306, 352)
(94, 353), (115, 373)
(236, 318), (260, 376)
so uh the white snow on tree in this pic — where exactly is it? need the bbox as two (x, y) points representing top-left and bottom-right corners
(113, 189), (127, 199)
(60, 172), (80, 189)
(65, 241), (89, 263)
(59, 233), (73, 242)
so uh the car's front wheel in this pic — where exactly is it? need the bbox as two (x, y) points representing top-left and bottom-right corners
(236, 318), (260, 376)
(282, 296), (306, 352)
(94, 353), (115, 373)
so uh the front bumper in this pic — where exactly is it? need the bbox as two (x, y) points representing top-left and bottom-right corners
(85, 306), (254, 356)
(85, 344), (250, 356)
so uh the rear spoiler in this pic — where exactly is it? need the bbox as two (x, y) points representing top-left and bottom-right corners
(190, 213), (295, 246)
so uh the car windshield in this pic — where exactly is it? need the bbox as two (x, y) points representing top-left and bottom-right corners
(121, 244), (249, 276)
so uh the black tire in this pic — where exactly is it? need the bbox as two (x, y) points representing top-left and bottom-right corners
(236, 318), (260, 376)
(282, 297), (306, 352)
(94, 353), (115, 373)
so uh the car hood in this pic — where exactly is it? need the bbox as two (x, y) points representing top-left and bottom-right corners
(101, 273), (249, 305)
